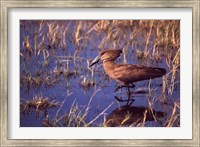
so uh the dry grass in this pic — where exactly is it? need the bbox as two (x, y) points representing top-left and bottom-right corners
(40, 89), (114, 127)
(21, 95), (59, 119)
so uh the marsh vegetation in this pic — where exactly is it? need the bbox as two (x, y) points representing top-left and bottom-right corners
(20, 20), (180, 127)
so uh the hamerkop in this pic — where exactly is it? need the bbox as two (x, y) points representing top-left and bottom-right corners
(90, 49), (166, 93)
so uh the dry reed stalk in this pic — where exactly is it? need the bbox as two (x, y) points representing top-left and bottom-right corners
(129, 118), (142, 127)
(162, 75), (167, 102)
(85, 102), (114, 127)
(86, 88), (101, 112)
(141, 110), (148, 127)
(121, 112), (132, 126)
(123, 47), (127, 64)
(144, 20), (154, 57)
(147, 79), (158, 122)
(164, 22), (169, 45)
(166, 102), (179, 127)
(75, 21), (82, 45)
(47, 22), (54, 41)
(24, 36), (32, 53)
(87, 21), (101, 34)
(168, 49), (180, 95)
(55, 96), (69, 118)
(34, 31), (38, 56)
(171, 21), (176, 45)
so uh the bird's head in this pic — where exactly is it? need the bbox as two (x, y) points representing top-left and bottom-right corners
(89, 49), (122, 67)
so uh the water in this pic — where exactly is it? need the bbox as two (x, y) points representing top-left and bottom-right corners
(20, 20), (180, 127)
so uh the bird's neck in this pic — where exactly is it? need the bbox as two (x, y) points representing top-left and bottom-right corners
(103, 60), (117, 75)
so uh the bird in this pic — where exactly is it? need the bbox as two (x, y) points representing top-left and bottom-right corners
(89, 49), (166, 104)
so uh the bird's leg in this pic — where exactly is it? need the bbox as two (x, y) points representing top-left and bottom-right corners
(129, 99), (135, 105)
(114, 85), (127, 92)
(126, 85), (131, 105)
(115, 83), (135, 92)
(114, 96), (135, 104)
(114, 85), (122, 92)
(127, 85), (131, 94)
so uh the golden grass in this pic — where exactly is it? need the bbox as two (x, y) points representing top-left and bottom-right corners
(21, 95), (59, 118)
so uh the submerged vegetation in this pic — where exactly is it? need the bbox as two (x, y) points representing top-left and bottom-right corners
(21, 95), (59, 119)
(20, 20), (180, 127)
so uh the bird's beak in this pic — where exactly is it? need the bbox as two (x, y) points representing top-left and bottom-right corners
(89, 55), (100, 67)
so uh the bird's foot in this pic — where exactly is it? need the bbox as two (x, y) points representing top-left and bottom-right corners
(114, 96), (135, 105)
(114, 84), (135, 92)
(126, 98), (135, 106)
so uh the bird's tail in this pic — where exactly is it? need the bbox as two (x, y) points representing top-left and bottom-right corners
(154, 67), (166, 76)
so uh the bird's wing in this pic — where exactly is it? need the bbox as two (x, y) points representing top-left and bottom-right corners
(111, 64), (140, 84)
(112, 64), (166, 84)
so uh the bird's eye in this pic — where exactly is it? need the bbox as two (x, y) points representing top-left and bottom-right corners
(100, 51), (106, 56)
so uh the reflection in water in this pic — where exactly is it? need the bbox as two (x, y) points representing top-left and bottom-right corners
(114, 87), (150, 105)
(105, 105), (164, 127)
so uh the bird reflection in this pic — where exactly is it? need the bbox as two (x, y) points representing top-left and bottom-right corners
(105, 105), (164, 127)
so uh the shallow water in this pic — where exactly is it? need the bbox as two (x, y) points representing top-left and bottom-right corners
(20, 20), (180, 127)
